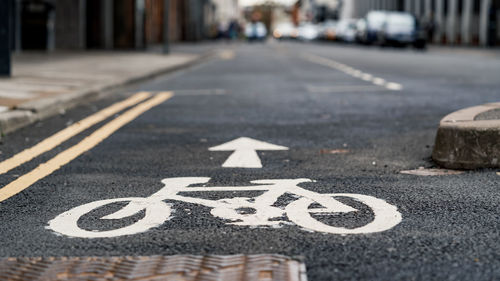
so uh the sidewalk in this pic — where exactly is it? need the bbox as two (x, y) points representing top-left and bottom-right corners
(0, 50), (211, 134)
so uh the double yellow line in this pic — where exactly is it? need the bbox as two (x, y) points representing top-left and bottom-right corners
(0, 91), (173, 202)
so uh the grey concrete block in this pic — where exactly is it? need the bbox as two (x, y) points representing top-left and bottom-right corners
(432, 103), (500, 169)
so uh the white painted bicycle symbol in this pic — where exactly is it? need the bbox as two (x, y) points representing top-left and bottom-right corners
(48, 177), (402, 238)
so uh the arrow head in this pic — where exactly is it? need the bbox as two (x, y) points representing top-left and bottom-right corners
(209, 137), (289, 151)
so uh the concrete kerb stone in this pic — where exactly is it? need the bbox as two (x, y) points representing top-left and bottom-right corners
(432, 102), (500, 169)
(0, 110), (36, 135)
(0, 51), (216, 135)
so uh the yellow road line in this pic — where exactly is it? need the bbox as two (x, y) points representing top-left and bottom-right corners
(0, 92), (152, 175)
(219, 50), (235, 60)
(0, 92), (173, 202)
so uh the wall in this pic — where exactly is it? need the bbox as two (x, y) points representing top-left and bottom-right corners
(55, 0), (85, 49)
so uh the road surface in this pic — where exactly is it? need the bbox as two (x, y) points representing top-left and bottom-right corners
(0, 42), (499, 280)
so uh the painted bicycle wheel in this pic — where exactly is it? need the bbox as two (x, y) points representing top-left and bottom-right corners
(48, 197), (171, 238)
(285, 193), (402, 234)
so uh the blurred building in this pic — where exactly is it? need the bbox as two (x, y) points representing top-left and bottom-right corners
(292, 0), (340, 23)
(314, 0), (340, 21)
(243, 4), (272, 32)
(271, 4), (292, 28)
(9, 0), (216, 51)
(340, 0), (500, 46)
(212, 0), (239, 29)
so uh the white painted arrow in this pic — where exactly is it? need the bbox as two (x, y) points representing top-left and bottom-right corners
(209, 137), (288, 168)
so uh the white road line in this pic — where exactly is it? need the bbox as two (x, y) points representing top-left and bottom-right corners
(361, 73), (373, 81)
(351, 70), (363, 78)
(301, 54), (403, 91)
(372, 78), (386, 86)
(385, 82), (403, 91)
(169, 89), (227, 96)
(306, 85), (385, 93)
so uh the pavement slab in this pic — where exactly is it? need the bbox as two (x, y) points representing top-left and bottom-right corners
(0, 50), (211, 134)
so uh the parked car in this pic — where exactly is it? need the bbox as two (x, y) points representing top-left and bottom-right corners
(355, 18), (367, 44)
(319, 20), (337, 41)
(273, 22), (297, 40)
(245, 21), (267, 41)
(297, 23), (320, 41)
(380, 12), (427, 49)
(335, 19), (357, 43)
(361, 11), (387, 44)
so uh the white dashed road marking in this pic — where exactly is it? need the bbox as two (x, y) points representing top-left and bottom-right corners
(305, 85), (385, 93)
(166, 89), (227, 96)
(385, 82), (403, 91)
(301, 53), (403, 91)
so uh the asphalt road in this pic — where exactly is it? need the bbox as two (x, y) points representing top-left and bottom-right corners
(1, 41), (499, 281)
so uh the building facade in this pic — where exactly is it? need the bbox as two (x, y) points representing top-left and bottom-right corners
(9, 0), (215, 51)
(211, 0), (239, 29)
(341, 0), (500, 46)
(293, 0), (340, 23)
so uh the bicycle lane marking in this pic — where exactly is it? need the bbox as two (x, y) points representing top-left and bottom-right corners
(0, 92), (152, 175)
(48, 177), (402, 238)
(0, 92), (173, 203)
(209, 137), (289, 168)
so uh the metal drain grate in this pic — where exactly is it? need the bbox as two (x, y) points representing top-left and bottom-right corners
(0, 255), (307, 281)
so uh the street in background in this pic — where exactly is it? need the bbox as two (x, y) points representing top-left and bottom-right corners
(0, 1), (499, 281)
